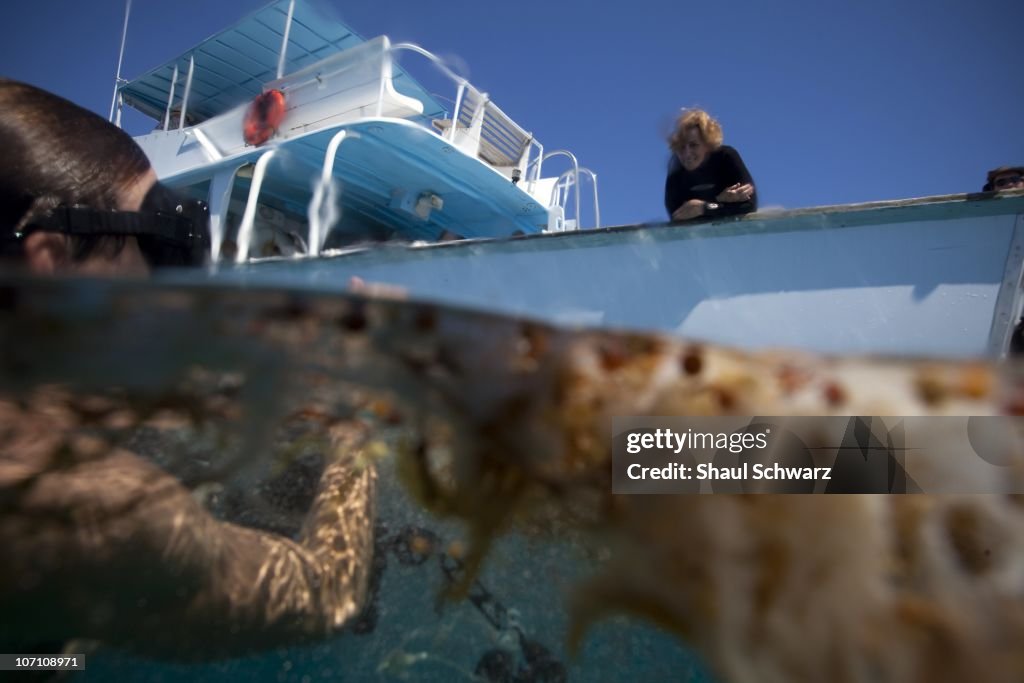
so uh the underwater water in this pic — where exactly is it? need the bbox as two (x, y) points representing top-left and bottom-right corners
(0, 279), (716, 682)
(3, 276), (1023, 683)
(76, 457), (715, 682)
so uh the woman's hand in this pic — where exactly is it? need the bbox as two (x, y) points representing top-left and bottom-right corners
(672, 199), (707, 222)
(717, 183), (754, 203)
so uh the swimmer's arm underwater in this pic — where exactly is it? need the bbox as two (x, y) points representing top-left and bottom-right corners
(0, 417), (375, 660)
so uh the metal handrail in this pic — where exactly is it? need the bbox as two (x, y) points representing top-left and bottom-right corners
(389, 42), (481, 145)
(162, 64), (178, 131)
(307, 130), (356, 257)
(389, 42), (467, 88)
(235, 150), (277, 263)
(551, 167), (600, 230)
(527, 150), (580, 230)
(107, 0), (132, 125)
(376, 36), (389, 117)
(178, 55), (194, 131)
(388, 43), (532, 163)
(587, 168), (600, 229)
(276, 0), (296, 80)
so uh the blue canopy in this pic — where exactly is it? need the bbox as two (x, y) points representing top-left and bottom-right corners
(119, 0), (445, 123)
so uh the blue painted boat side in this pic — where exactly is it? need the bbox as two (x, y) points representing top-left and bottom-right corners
(199, 192), (1024, 358)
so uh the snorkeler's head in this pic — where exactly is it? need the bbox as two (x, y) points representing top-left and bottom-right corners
(0, 78), (209, 274)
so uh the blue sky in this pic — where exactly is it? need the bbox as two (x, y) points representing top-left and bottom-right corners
(1, 0), (1022, 227)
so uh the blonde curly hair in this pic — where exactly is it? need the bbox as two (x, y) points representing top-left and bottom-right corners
(668, 108), (723, 155)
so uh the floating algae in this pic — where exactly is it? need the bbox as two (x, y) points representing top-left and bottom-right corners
(1, 276), (1024, 682)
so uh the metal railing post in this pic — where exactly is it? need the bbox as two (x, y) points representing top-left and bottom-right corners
(448, 81), (466, 141)
(162, 64), (178, 131)
(573, 168), (599, 229)
(528, 149), (579, 225)
(376, 37), (389, 116)
(178, 55), (194, 130)
(276, 0), (296, 79)
(307, 129), (354, 256)
(387, 43), (482, 142)
(551, 167), (599, 230)
(528, 140), (544, 185)
(553, 170), (576, 230)
(589, 170), (600, 229)
(389, 43), (465, 84)
(207, 165), (242, 263)
(108, 0), (132, 124)
(114, 92), (124, 128)
(235, 150), (277, 263)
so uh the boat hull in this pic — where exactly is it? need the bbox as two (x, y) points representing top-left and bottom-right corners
(222, 192), (1024, 358)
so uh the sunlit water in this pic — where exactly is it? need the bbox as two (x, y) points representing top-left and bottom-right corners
(77, 455), (712, 682)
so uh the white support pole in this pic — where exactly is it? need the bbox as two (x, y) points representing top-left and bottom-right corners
(236, 150), (277, 263)
(308, 129), (352, 257)
(376, 37), (389, 117)
(459, 87), (488, 159)
(571, 168), (600, 229)
(529, 149), (579, 225)
(178, 55), (195, 130)
(162, 64), (179, 131)
(108, 0), (132, 123)
(276, 0), (296, 79)
(573, 158), (581, 231)
(514, 134), (532, 185)
(448, 81), (466, 142)
(114, 92), (124, 128)
(207, 166), (242, 263)
(530, 141), (544, 184)
(320, 131), (349, 186)
(553, 171), (574, 218)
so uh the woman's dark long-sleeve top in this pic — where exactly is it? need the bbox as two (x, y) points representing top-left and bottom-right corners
(664, 145), (757, 220)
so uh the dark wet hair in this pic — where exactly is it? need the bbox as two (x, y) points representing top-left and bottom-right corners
(0, 78), (152, 261)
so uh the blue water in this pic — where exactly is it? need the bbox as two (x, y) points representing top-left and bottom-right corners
(75, 456), (715, 683)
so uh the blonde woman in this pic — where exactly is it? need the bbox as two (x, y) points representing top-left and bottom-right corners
(664, 109), (757, 222)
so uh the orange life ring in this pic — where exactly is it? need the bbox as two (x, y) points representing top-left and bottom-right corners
(243, 89), (286, 146)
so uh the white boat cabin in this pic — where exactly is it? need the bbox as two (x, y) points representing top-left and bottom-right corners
(113, 0), (600, 262)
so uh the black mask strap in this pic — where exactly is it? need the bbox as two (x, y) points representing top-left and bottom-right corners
(10, 183), (211, 267)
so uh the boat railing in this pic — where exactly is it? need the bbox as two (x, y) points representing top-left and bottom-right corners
(195, 36), (569, 261)
(550, 167), (600, 231)
(145, 36), (551, 187)
(519, 150), (600, 231)
(389, 43), (544, 187)
(124, 3), (601, 252)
